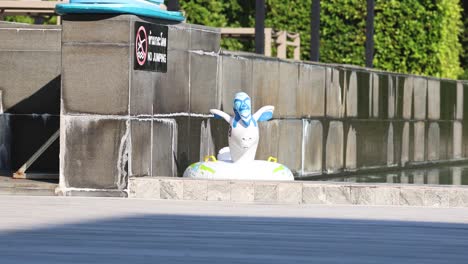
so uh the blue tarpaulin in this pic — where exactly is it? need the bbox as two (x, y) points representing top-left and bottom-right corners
(56, 0), (185, 22)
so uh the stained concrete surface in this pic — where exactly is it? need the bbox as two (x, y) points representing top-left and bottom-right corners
(1, 196), (468, 263)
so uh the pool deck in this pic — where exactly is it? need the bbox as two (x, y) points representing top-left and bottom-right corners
(0, 174), (57, 196)
(1, 195), (468, 263)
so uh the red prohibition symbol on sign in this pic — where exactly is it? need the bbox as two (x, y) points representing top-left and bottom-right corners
(136, 26), (148, 66)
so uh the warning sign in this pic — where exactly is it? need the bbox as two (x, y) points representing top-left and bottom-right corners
(134, 22), (168, 72)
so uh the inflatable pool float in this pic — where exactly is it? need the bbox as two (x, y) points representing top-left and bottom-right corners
(183, 92), (294, 181)
(56, 0), (185, 22)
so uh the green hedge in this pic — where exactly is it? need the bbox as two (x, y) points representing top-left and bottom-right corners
(178, 0), (464, 79)
(5, 1), (464, 78)
(321, 0), (463, 79)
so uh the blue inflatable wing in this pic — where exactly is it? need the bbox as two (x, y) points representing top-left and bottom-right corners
(253, 105), (274, 122)
(56, 0), (185, 22)
(257, 111), (273, 122)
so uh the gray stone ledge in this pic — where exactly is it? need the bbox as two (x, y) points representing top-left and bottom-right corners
(128, 177), (468, 208)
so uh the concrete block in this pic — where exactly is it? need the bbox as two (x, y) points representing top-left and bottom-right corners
(230, 181), (254, 202)
(128, 177), (160, 199)
(356, 71), (371, 118)
(370, 73), (380, 118)
(167, 24), (190, 51)
(61, 116), (128, 190)
(427, 79), (440, 120)
(199, 119), (216, 160)
(183, 179), (207, 200)
(326, 68), (345, 118)
(412, 122), (425, 162)
(374, 187), (400, 205)
(190, 53), (219, 114)
(325, 121), (344, 172)
(350, 186), (375, 205)
(152, 119), (178, 177)
(345, 124), (357, 170)
(190, 25), (220, 52)
(451, 167), (462, 185)
(387, 75), (397, 119)
(324, 185), (352, 205)
(252, 59), (279, 114)
(219, 55), (253, 115)
(426, 169), (439, 184)
(347, 71), (358, 117)
(207, 180), (230, 201)
(278, 182), (302, 204)
(62, 18), (130, 44)
(62, 45), (129, 115)
(298, 64), (325, 117)
(302, 183), (326, 204)
(130, 120), (151, 177)
(351, 121), (391, 168)
(277, 62), (298, 117)
(453, 121), (462, 159)
(173, 116), (190, 176)
(256, 120), (279, 160)
(0, 51), (61, 113)
(254, 182), (278, 203)
(437, 122), (452, 160)
(209, 118), (230, 155)
(387, 123), (395, 166)
(424, 188), (449, 207)
(302, 120), (323, 175)
(278, 120), (302, 172)
(130, 70), (155, 116)
(413, 77), (427, 120)
(427, 122), (440, 161)
(185, 116), (205, 163)
(402, 77), (413, 120)
(449, 188), (468, 207)
(456, 82), (463, 120)
(399, 187), (424, 206)
(0, 26), (61, 51)
(440, 80), (457, 120)
(154, 50), (189, 114)
(392, 122), (407, 167)
(160, 178), (183, 199)
(401, 122), (410, 166)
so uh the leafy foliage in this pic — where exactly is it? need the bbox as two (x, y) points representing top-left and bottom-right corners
(177, 0), (463, 79)
(4, 15), (57, 25)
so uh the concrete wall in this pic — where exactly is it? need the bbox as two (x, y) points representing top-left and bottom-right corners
(47, 14), (468, 195)
(59, 15), (221, 196)
(0, 23), (61, 175)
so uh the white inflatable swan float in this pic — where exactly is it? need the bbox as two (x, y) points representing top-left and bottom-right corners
(183, 92), (294, 181)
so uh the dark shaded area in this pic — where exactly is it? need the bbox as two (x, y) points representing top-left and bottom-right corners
(1, 214), (468, 263)
(10, 115), (59, 173)
(0, 75), (60, 175)
(5, 75), (60, 115)
(310, 163), (468, 185)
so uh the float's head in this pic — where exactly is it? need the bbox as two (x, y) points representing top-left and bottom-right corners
(233, 92), (252, 124)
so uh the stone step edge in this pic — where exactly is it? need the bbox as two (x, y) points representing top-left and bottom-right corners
(128, 177), (468, 208)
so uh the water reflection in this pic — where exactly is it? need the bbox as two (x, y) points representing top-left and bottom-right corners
(310, 164), (468, 185)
